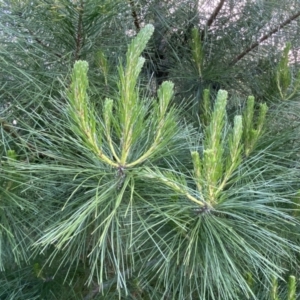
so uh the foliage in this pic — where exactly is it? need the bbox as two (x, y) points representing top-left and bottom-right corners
(1, 1), (300, 299)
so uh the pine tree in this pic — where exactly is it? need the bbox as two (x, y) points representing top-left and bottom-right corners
(1, 1), (300, 299)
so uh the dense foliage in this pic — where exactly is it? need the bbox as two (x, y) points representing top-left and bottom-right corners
(1, 1), (300, 299)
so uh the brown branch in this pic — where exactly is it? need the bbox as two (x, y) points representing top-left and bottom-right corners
(206, 0), (226, 28)
(74, 1), (84, 61)
(230, 10), (300, 66)
(129, 0), (140, 32)
(201, 0), (226, 40)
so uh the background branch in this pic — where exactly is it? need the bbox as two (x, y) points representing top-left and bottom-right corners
(200, 0), (226, 40)
(230, 10), (300, 66)
(206, 0), (226, 28)
(129, 0), (141, 32)
(74, 0), (84, 61)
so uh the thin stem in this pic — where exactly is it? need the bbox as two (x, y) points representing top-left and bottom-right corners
(142, 168), (206, 208)
(126, 117), (165, 168)
(84, 127), (118, 167)
(106, 133), (120, 164)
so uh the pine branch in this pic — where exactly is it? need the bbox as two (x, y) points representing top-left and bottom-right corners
(230, 10), (300, 66)
(74, 0), (84, 61)
(201, 0), (226, 40)
(128, 0), (141, 32)
(206, 0), (226, 28)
